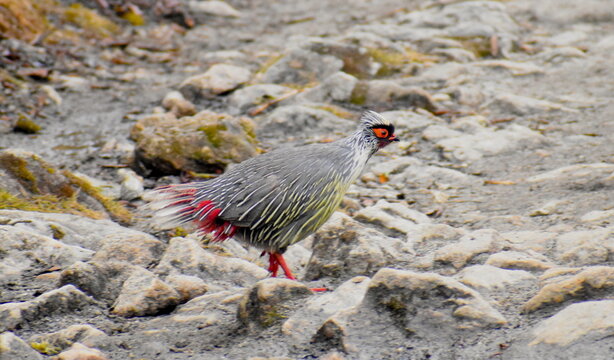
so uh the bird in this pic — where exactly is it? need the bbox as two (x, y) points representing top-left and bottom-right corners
(148, 110), (398, 284)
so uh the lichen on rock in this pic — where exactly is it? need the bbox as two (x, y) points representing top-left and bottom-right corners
(130, 110), (259, 175)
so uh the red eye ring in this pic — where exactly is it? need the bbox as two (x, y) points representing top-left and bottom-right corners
(373, 128), (389, 138)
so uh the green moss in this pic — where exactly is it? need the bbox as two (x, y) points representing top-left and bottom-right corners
(0, 152), (39, 193)
(367, 47), (435, 77)
(63, 3), (119, 38)
(238, 118), (257, 142)
(447, 36), (492, 58)
(62, 170), (133, 224)
(0, 189), (105, 219)
(349, 81), (369, 105)
(52, 145), (88, 151)
(197, 122), (228, 148)
(170, 227), (188, 237)
(367, 48), (408, 67)
(120, 8), (145, 26)
(30, 341), (61, 355)
(261, 306), (287, 327)
(14, 116), (41, 134)
(384, 296), (407, 312)
(49, 224), (65, 239)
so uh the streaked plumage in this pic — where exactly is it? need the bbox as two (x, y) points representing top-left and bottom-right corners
(149, 110), (398, 280)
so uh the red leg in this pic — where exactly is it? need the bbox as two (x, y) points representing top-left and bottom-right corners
(271, 252), (296, 280)
(267, 252), (328, 292)
(267, 252), (280, 277)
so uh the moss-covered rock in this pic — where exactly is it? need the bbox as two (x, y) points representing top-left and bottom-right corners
(130, 110), (259, 175)
(0, 149), (132, 224)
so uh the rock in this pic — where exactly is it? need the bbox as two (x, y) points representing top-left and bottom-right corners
(202, 50), (246, 62)
(228, 84), (294, 114)
(519, 0), (614, 24)
(423, 124), (546, 162)
(354, 199), (432, 235)
(257, 105), (354, 140)
(0, 285), (96, 332)
(366, 156), (421, 179)
(164, 288), (243, 330)
(29, 324), (107, 351)
(580, 209), (614, 225)
(538, 46), (587, 64)
(434, 229), (508, 269)
(523, 266), (614, 313)
(40, 85), (62, 106)
(52, 74), (90, 91)
(456, 264), (537, 292)
(117, 168), (144, 201)
(352, 80), (436, 111)
(297, 72), (358, 103)
(54, 343), (108, 360)
(394, 159), (477, 189)
(0, 225), (94, 285)
(379, 110), (437, 132)
(431, 47), (476, 63)
(59, 261), (136, 303)
(282, 276), (370, 342)
(369, 268), (506, 327)
(400, 1), (519, 36)
(238, 278), (312, 329)
(554, 228), (613, 266)
(486, 251), (555, 271)
(188, 1), (242, 18)
(499, 230), (558, 253)
(314, 268), (506, 357)
(155, 237), (268, 287)
(530, 301), (614, 345)
(91, 232), (164, 267)
(0, 150), (132, 223)
(261, 48), (343, 85)
(406, 223), (467, 248)
(526, 163), (614, 184)
(474, 60), (544, 76)
(506, 301), (614, 360)
(304, 212), (414, 281)
(0, 332), (43, 360)
(130, 110), (258, 175)
(529, 199), (566, 216)
(161, 91), (196, 117)
(450, 84), (487, 108)
(180, 64), (251, 100)
(0, 210), (144, 251)
(485, 93), (577, 116)
(304, 37), (379, 78)
(165, 274), (208, 302)
(111, 267), (181, 317)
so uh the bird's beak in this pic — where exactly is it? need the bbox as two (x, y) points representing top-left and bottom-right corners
(389, 134), (399, 142)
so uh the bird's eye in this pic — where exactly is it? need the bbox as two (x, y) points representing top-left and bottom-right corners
(373, 128), (389, 138)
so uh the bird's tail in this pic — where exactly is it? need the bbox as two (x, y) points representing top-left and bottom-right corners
(145, 184), (200, 230)
(145, 183), (236, 242)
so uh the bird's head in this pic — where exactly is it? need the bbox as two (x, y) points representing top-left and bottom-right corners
(359, 110), (399, 150)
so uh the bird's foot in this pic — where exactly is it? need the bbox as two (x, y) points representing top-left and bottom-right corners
(264, 252), (328, 292)
(310, 287), (328, 292)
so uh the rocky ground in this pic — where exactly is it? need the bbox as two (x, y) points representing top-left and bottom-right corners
(1, 0), (614, 359)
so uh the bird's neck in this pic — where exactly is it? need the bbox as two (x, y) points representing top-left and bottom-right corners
(342, 129), (378, 158)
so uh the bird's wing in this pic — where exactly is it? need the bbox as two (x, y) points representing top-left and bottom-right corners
(197, 143), (350, 229)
